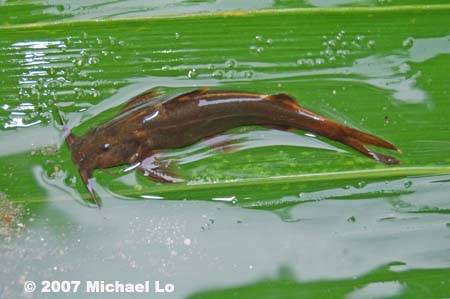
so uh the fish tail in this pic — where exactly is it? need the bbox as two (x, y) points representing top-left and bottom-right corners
(291, 106), (400, 165)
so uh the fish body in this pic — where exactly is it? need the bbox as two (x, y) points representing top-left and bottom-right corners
(65, 88), (400, 201)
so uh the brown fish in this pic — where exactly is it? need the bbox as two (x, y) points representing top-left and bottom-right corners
(62, 88), (400, 203)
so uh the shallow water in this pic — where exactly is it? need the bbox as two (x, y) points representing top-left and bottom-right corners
(1, 175), (450, 298)
(0, 4), (450, 299)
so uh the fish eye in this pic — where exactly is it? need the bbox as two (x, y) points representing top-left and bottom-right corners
(100, 143), (110, 151)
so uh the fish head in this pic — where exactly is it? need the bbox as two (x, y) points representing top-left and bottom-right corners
(71, 131), (138, 175)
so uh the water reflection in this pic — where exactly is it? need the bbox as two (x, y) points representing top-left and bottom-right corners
(159, 129), (344, 166)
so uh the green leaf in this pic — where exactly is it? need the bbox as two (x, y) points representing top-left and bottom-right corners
(1, 4), (450, 299)
(1, 5), (450, 205)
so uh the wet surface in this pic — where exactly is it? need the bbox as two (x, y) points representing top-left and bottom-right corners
(0, 4), (450, 299)
(1, 175), (450, 298)
(2, 0), (449, 26)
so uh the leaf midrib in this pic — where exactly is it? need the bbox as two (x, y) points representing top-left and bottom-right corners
(1, 4), (450, 30)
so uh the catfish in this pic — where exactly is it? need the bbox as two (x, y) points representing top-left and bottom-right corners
(62, 88), (400, 203)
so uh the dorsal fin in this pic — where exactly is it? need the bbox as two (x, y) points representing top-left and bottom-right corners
(265, 93), (301, 110)
(121, 88), (161, 113)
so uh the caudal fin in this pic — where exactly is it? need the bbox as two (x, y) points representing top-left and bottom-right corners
(321, 119), (400, 165)
(290, 105), (401, 165)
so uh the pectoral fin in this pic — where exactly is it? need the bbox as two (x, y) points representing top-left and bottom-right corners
(138, 155), (184, 183)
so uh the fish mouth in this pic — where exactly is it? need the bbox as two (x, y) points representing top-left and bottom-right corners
(70, 146), (101, 207)
(56, 110), (101, 207)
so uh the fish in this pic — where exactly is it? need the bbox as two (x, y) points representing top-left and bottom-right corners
(61, 88), (400, 204)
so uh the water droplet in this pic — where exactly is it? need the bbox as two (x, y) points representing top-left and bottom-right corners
(212, 69), (224, 79)
(384, 115), (389, 125)
(266, 38), (273, 45)
(402, 37), (414, 49)
(187, 69), (197, 79)
(367, 40), (376, 48)
(91, 88), (99, 98)
(183, 238), (191, 246)
(332, 89), (337, 95)
(255, 35), (263, 42)
(243, 70), (254, 79)
(225, 59), (238, 69)
(175, 32), (180, 39)
(73, 57), (83, 67)
(315, 58), (325, 65)
(108, 36), (116, 45)
(351, 40), (361, 48)
(404, 181), (412, 188)
(88, 56), (99, 65)
(347, 216), (356, 223)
